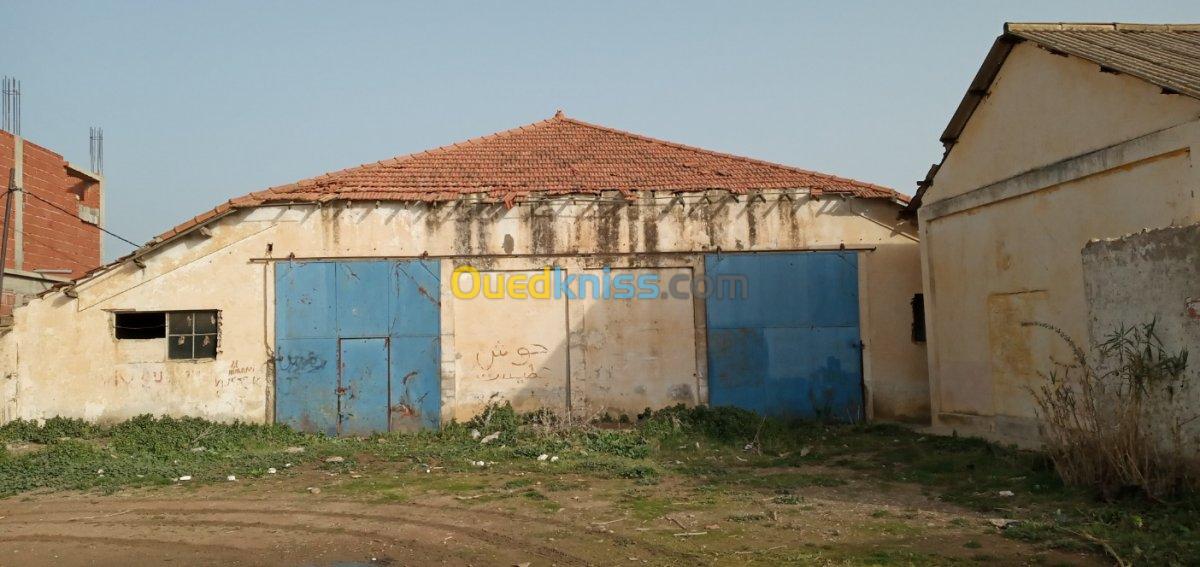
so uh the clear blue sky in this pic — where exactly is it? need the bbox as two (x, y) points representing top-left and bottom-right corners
(5, 1), (1200, 258)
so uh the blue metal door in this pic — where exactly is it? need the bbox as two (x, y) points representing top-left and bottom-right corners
(388, 261), (442, 431)
(276, 262), (339, 436)
(705, 252), (863, 421)
(339, 338), (390, 436)
(336, 262), (392, 337)
(275, 260), (441, 435)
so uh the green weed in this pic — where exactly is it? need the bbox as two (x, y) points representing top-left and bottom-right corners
(1, 404), (1197, 565)
(619, 493), (676, 520)
(0, 417), (98, 444)
(583, 430), (650, 459)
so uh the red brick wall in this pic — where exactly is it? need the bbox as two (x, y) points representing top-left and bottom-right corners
(0, 290), (15, 313)
(0, 130), (103, 279)
(0, 133), (15, 275)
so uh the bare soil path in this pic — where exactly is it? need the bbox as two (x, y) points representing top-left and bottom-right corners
(0, 459), (1102, 566)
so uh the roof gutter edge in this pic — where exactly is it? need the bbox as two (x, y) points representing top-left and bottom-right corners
(905, 31), (1024, 215)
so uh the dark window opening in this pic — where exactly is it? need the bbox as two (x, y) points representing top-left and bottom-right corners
(911, 293), (926, 343)
(168, 311), (219, 360)
(114, 312), (166, 339)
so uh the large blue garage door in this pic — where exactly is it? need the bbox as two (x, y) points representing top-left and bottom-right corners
(705, 252), (863, 421)
(275, 260), (441, 435)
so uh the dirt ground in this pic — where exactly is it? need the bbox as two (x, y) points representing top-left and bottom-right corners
(0, 457), (1103, 567)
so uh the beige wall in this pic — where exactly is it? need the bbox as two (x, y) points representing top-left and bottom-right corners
(1, 190), (926, 427)
(934, 42), (1200, 199)
(919, 42), (1200, 444)
(449, 269), (570, 420)
(441, 261), (706, 422)
(574, 267), (700, 418)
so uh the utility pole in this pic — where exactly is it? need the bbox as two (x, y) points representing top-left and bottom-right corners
(1, 76), (18, 312)
(0, 169), (14, 311)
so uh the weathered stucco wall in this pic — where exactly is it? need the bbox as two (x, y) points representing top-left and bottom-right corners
(1082, 224), (1200, 435)
(919, 41), (1200, 445)
(443, 262), (704, 422)
(2, 191), (926, 426)
(574, 267), (700, 419)
(449, 269), (571, 420)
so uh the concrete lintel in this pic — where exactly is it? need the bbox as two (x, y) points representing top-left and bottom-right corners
(65, 162), (103, 183)
(5, 267), (71, 283)
(920, 120), (1200, 222)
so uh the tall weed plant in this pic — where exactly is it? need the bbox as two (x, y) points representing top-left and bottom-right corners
(1026, 320), (1196, 500)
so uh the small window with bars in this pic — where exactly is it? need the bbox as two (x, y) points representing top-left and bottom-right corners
(167, 311), (219, 360)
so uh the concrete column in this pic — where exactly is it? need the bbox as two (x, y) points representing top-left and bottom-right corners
(11, 136), (23, 270)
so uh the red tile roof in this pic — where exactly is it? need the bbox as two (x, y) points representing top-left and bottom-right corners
(145, 111), (902, 248)
(53, 113), (907, 292)
(154, 112), (902, 241)
(258, 112), (902, 204)
(146, 113), (904, 248)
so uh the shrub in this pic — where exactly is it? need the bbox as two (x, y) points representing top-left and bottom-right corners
(466, 402), (521, 443)
(0, 439), (106, 495)
(640, 404), (764, 441)
(0, 419), (41, 443)
(107, 414), (306, 455)
(0, 417), (98, 444)
(1027, 320), (1197, 500)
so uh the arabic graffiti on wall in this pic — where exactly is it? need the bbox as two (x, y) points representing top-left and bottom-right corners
(472, 342), (553, 381)
(112, 361), (263, 390)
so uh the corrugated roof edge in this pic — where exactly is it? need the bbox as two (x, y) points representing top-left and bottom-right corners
(904, 22), (1200, 215)
(1008, 22), (1200, 32)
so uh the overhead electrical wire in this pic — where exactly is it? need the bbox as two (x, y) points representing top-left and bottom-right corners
(3, 186), (142, 248)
